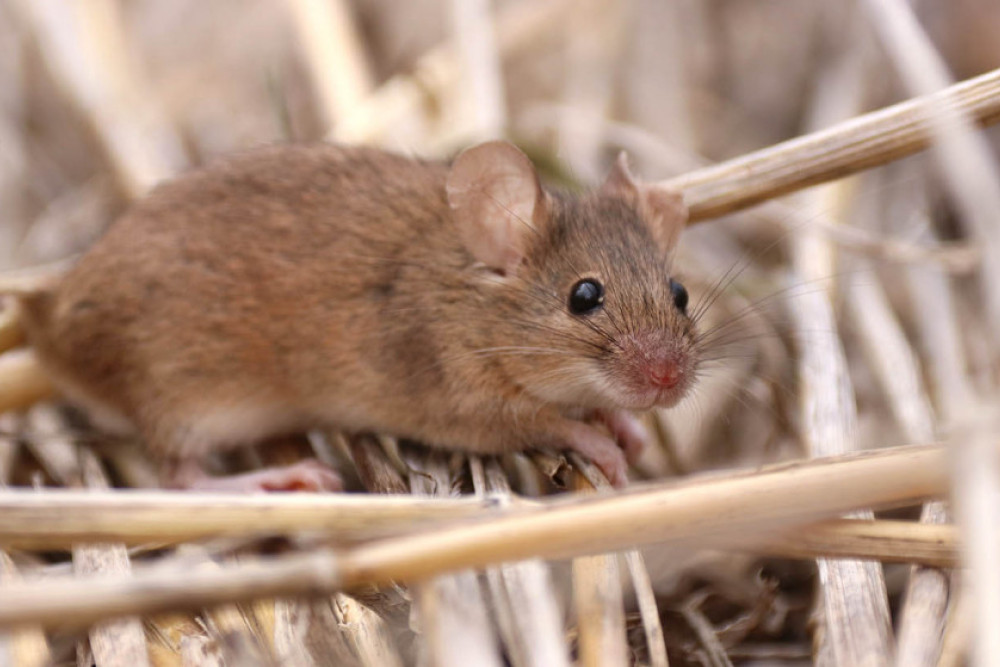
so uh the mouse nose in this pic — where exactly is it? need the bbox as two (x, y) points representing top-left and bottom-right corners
(645, 358), (681, 389)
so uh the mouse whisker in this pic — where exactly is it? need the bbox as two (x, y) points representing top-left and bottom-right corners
(692, 276), (848, 346)
(438, 346), (579, 363)
(687, 217), (808, 325)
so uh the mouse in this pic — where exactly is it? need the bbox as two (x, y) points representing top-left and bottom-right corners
(7, 140), (699, 489)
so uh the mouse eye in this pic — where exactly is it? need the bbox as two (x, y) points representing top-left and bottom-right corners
(569, 278), (604, 315)
(670, 278), (689, 314)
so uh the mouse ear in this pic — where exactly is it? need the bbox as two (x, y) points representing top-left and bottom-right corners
(446, 141), (546, 275)
(641, 186), (688, 255)
(600, 151), (641, 197)
(601, 152), (688, 254)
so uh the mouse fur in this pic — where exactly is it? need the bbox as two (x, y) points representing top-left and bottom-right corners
(15, 141), (699, 486)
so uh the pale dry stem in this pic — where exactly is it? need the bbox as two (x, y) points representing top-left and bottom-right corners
(862, 3), (1000, 665)
(660, 68), (1000, 221)
(0, 443), (958, 631)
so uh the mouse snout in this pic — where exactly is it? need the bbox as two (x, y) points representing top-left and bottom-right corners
(644, 356), (682, 389)
(606, 330), (696, 409)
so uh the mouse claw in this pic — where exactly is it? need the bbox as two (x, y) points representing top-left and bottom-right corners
(594, 409), (650, 466)
(246, 459), (344, 493)
(555, 420), (630, 487)
(167, 458), (343, 493)
(594, 452), (629, 488)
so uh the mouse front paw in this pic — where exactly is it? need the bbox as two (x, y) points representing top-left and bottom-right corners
(549, 419), (630, 487)
(593, 409), (650, 465)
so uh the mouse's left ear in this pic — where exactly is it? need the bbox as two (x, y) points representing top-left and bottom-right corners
(601, 151), (642, 198)
(446, 141), (548, 276)
(601, 152), (688, 254)
(642, 186), (687, 256)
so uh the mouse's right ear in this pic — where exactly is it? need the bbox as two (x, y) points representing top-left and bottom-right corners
(602, 152), (688, 255)
(446, 141), (547, 276)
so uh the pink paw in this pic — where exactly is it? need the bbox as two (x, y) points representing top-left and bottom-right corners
(595, 409), (650, 465)
(559, 420), (630, 487)
(176, 459), (343, 493)
(586, 446), (629, 488)
(251, 459), (344, 493)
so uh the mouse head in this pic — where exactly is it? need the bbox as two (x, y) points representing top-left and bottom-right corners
(446, 141), (699, 411)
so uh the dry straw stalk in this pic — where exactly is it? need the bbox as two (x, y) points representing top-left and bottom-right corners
(569, 463), (628, 667)
(0, 491), (960, 566)
(0, 350), (54, 413)
(570, 453), (667, 667)
(469, 457), (570, 667)
(864, 2), (1000, 665)
(0, 491), (501, 549)
(0, 442), (957, 629)
(662, 67), (1000, 221)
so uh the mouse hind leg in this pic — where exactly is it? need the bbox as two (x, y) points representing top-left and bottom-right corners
(143, 404), (343, 493)
(162, 456), (342, 493)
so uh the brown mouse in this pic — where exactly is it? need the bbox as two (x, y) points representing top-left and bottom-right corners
(9, 140), (698, 489)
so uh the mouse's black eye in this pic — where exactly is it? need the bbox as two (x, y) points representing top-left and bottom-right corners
(670, 278), (688, 314)
(569, 278), (604, 315)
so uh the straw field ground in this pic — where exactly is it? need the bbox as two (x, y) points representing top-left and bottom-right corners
(1, 1), (999, 665)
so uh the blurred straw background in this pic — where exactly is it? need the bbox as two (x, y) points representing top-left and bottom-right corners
(1, 0), (1000, 665)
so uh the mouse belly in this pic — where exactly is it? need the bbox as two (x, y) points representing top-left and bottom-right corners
(36, 364), (137, 438)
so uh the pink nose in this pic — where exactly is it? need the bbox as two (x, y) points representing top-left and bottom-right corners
(646, 359), (681, 388)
